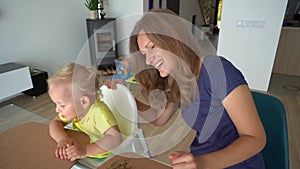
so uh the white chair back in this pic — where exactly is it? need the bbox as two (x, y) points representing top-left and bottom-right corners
(100, 84), (138, 138)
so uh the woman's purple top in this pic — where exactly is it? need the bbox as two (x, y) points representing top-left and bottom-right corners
(181, 56), (265, 169)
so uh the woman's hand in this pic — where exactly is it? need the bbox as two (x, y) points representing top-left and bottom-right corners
(104, 78), (125, 89)
(169, 151), (205, 169)
(56, 138), (75, 159)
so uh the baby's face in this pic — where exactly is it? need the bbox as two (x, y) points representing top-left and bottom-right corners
(48, 82), (77, 121)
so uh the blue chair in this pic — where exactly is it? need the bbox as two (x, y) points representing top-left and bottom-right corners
(251, 91), (290, 169)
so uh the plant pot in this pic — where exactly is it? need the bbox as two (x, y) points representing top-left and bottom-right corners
(89, 10), (98, 19)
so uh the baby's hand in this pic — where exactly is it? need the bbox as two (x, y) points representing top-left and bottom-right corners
(56, 138), (75, 159)
(104, 78), (125, 89)
(66, 144), (87, 161)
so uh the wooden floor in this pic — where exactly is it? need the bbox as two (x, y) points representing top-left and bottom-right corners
(0, 77), (299, 168)
(281, 95), (300, 169)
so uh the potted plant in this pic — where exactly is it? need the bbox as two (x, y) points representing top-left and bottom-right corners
(85, 0), (99, 19)
(197, 0), (213, 36)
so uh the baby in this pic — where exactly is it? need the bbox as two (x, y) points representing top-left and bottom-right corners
(48, 63), (122, 161)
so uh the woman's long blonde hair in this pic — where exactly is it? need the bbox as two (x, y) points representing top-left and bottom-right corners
(129, 9), (203, 106)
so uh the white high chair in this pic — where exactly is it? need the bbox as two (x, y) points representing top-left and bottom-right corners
(100, 84), (150, 156)
(73, 84), (150, 169)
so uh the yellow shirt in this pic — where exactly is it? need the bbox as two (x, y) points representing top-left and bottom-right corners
(59, 100), (117, 158)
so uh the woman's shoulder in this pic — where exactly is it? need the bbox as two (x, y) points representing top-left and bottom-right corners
(200, 55), (247, 97)
(202, 55), (230, 64)
(201, 55), (229, 75)
(202, 55), (241, 74)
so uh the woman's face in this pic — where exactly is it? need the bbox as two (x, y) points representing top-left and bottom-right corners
(137, 33), (176, 78)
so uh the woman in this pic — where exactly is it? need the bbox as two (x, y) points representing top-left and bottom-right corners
(108, 8), (266, 169)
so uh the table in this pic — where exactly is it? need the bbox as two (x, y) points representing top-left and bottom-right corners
(0, 104), (150, 169)
(0, 122), (90, 169)
(0, 104), (93, 169)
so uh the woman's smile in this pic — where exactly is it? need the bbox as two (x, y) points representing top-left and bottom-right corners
(155, 60), (164, 69)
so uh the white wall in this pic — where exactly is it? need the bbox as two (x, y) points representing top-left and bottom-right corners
(0, 0), (203, 77)
(217, 0), (288, 91)
(104, 0), (203, 56)
(105, 0), (148, 57)
(0, 0), (89, 76)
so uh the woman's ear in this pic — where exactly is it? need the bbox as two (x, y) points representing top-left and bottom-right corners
(80, 96), (91, 109)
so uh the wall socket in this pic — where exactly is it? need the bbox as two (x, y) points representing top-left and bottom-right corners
(236, 20), (265, 28)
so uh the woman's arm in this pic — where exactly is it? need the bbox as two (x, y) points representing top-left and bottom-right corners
(207, 84), (266, 167)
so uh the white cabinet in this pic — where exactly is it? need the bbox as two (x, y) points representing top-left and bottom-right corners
(0, 62), (33, 101)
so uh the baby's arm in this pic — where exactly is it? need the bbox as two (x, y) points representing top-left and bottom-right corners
(49, 116), (75, 159)
(66, 125), (122, 161)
